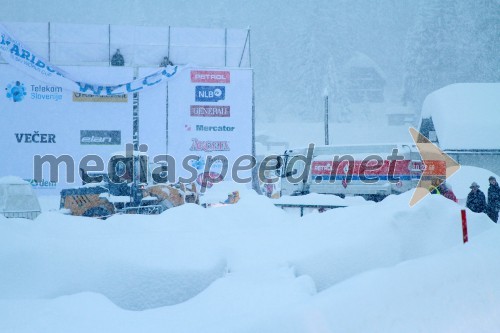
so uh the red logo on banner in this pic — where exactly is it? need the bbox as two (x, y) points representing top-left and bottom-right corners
(190, 138), (230, 152)
(196, 172), (223, 188)
(190, 105), (230, 117)
(191, 71), (230, 83)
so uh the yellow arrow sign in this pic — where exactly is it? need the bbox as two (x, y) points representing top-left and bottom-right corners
(409, 127), (461, 207)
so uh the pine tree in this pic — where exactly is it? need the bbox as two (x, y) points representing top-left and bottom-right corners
(402, 0), (461, 110)
(467, 0), (500, 82)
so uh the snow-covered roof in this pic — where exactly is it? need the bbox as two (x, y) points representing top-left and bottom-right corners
(0, 176), (30, 185)
(421, 83), (500, 150)
(344, 51), (387, 80)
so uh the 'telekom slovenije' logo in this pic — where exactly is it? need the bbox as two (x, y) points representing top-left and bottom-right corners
(5, 81), (26, 102)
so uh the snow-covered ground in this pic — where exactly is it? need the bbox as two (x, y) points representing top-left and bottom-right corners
(1, 172), (499, 332)
(255, 121), (412, 154)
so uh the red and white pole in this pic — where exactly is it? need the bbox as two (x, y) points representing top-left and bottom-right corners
(461, 209), (468, 244)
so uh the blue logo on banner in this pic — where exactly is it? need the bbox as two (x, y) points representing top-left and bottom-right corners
(195, 86), (225, 102)
(5, 81), (26, 102)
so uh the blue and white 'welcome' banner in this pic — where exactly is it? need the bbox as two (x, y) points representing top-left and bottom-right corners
(0, 24), (184, 96)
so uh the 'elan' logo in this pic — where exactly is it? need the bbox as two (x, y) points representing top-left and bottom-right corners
(80, 130), (121, 145)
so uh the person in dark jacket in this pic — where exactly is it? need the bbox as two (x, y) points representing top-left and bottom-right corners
(466, 182), (486, 213)
(487, 176), (500, 223)
(160, 56), (173, 67)
(111, 49), (125, 66)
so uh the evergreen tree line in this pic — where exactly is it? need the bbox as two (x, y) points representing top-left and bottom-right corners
(403, 0), (500, 111)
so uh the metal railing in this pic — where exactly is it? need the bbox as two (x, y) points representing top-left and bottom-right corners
(1, 210), (41, 220)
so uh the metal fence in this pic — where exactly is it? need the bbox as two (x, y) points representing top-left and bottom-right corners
(1, 210), (41, 220)
(1, 22), (251, 68)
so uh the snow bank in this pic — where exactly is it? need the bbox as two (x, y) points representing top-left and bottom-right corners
(0, 185), (497, 332)
(290, 191), (492, 291)
(252, 226), (500, 333)
(0, 212), (228, 311)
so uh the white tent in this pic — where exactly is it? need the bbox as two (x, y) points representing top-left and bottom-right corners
(0, 177), (41, 220)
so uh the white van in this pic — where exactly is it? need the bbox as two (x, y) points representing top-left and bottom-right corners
(0, 176), (41, 220)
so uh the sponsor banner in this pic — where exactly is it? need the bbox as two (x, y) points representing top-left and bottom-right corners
(191, 70), (230, 83)
(24, 178), (58, 190)
(139, 67), (253, 182)
(190, 105), (230, 117)
(80, 130), (121, 145)
(0, 24), (185, 96)
(190, 138), (230, 152)
(195, 86), (225, 102)
(193, 125), (235, 132)
(0, 63), (133, 193)
(5, 81), (64, 103)
(14, 131), (57, 144)
(139, 68), (252, 179)
(73, 92), (128, 103)
(0, 24), (75, 91)
(311, 159), (419, 180)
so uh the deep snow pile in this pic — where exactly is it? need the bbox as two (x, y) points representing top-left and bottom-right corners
(0, 185), (498, 333)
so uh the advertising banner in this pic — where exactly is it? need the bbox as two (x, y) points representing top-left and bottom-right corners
(139, 67), (253, 187)
(0, 64), (133, 193)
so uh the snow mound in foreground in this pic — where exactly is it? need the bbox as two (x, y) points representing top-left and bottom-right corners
(290, 190), (492, 291)
(252, 225), (500, 333)
(0, 188), (497, 332)
(0, 212), (228, 311)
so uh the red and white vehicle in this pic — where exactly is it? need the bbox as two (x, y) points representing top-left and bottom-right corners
(278, 144), (424, 201)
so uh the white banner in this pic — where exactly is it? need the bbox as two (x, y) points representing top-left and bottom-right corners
(0, 24), (184, 96)
(0, 64), (134, 193)
(140, 67), (253, 186)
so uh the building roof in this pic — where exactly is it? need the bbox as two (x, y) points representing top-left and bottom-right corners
(344, 52), (387, 81)
(421, 83), (500, 150)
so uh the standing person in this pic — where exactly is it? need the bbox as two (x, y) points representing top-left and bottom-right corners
(466, 182), (486, 213)
(111, 49), (125, 66)
(431, 182), (458, 203)
(487, 176), (500, 223)
(441, 183), (458, 203)
(429, 178), (442, 195)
